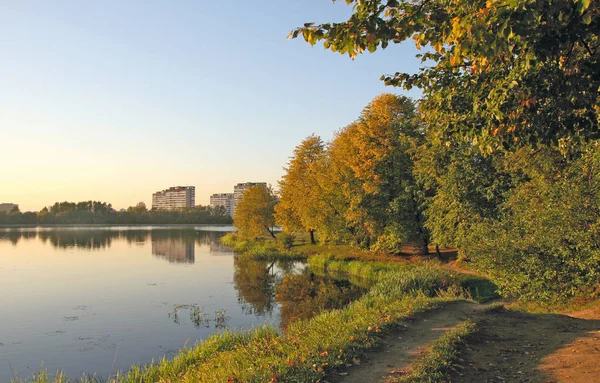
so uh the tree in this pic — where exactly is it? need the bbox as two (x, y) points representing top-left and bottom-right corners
(325, 94), (429, 253)
(413, 131), (511, 254)
(275, 135), (328, 244)
(464, 144), (600, 302)
(291, 0), (599, 151)
(234, 185), (278, 239)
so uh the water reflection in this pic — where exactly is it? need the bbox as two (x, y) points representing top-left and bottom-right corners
(233, 256), (366, 329)
(233, 256), (279, 316)
(152, 238), (195, 263)
(0, 229), (227, 263)
(0, 226), (366, 381)
(275, 268), (366, 329)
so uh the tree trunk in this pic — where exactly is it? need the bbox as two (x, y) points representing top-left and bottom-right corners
(265, 225), (277, 239)
(309, 230), (316, 245)
(435, 244), (443, 260)
(418, 235), (430, 256)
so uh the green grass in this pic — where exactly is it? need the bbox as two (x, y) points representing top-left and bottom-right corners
(308, 254), (498, 303)
(221, 233), (307, 261)
(389, 319), (477, 383)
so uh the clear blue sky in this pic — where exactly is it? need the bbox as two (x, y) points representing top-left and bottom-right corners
(0, 0), (422, 211)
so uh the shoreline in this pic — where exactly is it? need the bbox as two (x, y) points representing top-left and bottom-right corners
(0, 223), (236, 229)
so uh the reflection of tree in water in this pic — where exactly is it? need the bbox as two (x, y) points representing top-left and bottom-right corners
(123, 231), (149, 244)
(275, 268), (366, 330)
(233, 256), (284, 316)
(37, 230), (117, 250)
(0, 231), (26, 245)
(233, 257), (365, 329)
(0, 228), (229, 253)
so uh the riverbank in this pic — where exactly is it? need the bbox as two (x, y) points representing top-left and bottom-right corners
(18, 233), (599, 383)
(19, 234), (490, 383)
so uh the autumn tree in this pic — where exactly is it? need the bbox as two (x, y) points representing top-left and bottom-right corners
(324, 94), (429, 253)
(234, 185), (278, 239)
(275, 135), (328, 244)
(291, 0), (599, 152)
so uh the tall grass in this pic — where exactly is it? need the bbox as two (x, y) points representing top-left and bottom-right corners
(309, 254), (498, 303)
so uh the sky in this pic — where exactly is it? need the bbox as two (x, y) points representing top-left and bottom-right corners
(0, 1), (422, 212)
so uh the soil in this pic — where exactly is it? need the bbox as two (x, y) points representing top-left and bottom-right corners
(328, 301), (600, 383)
(453, 306), (600, 383)
(331, 300), (486, 383)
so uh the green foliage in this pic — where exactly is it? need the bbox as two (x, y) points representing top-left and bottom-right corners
(413, 135), (511, 252)
(464, 144), (600, 303)
(220, 233), (307, 261)
(0, 201), (232, 226)
(291, 0), (600, 151)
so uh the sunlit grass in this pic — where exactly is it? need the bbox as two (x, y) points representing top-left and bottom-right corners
(389, 319), (477, 383)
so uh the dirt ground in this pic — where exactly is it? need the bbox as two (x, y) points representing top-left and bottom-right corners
(331, 301), (485, 383)
(453, 306), (600, 383)
(328, 301), (600, 383)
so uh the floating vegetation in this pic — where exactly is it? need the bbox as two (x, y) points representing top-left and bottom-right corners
(168, 305), (229, 329)
(214, 309), (231, 329)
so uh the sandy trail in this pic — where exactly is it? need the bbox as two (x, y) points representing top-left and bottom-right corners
(332, 300), (483, 383)
(329, 300), (600, 383)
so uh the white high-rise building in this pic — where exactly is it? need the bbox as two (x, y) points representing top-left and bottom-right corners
(210, 193), (234, 217)
(233, 182), (267, 217)
(152, 186), (195, 210)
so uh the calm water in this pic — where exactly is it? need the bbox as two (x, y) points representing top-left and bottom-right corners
(0, 226), (363, 381)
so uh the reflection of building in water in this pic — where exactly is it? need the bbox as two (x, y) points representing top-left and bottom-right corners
(152, 238), (195, 263)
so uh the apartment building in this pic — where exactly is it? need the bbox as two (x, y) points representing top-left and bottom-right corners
(233, 182), (267, 217)
(209, 193), (234, 217)
(152, 186), (195, 210)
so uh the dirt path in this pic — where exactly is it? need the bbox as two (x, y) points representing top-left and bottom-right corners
(452, 307), (600, 383)
(331, 300), (484, 383)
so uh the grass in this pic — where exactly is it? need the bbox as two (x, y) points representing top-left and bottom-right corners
(308, 254), (498, 303)
(389, 319), (477, 383)
(220, 233), (307, 261)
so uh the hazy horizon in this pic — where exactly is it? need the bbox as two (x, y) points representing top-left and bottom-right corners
(1, 1), (421, 212)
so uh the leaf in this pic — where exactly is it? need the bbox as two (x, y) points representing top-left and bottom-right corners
(578, 0), (591, 14)
(582, 13), (592, 25)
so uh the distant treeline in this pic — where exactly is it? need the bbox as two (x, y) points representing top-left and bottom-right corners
(0, 201), (232, 225)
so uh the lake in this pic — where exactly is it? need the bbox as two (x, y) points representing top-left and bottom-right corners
(0, 226), (364, 381)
